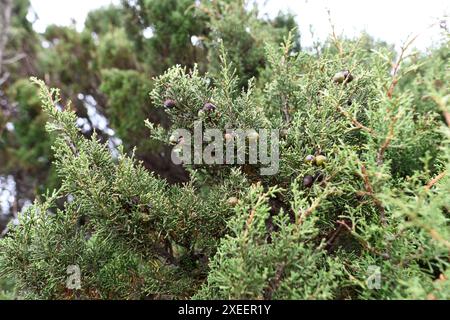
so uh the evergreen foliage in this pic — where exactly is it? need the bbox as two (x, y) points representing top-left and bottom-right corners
(0, 0), (449, 300)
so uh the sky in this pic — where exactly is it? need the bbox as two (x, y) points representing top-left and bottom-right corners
(28, 0), (449, 51)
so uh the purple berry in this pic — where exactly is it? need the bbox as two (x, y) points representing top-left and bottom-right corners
(164, 99), (176, 109)
(303, 175), (314, 188)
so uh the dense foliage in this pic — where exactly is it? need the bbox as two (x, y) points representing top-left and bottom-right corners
(0, 0), (449, 300)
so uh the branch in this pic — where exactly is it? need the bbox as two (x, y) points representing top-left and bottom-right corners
(378, 36), (419, 165)
(325, 222), (344, 250)
(263, 262), (286, 300)
(376, 115), (398, 165)
(336, 103), (375, 135)
(0, 0), (13, 75)
(444, 111), (450, 127)
(281, 94), (291, 125)
(425, 171), (447, 191)
(297, 196), (322, 226)
(243, 209), (256, 239)
(327, 9), (343, 57)
(337, 220), (390, 258)
(408, 217), (450, 250)
(387, 34), (419, 99)
(0, 70), (9, 86)
(429, 95), (450, 127)
(3, 53), (27, 65)
(280, 42), (291, 125)
(427, 228), (450, 250)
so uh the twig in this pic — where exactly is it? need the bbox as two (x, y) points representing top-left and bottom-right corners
(327, 9), (343, 57)
(297, 196), (322, 226)
(336, 104), (375, 134)
(387, 34), (419, 99)
(0, 71), (9, 86)
(281, 95), (291, 125)
(243, 209), (256, 239)
(0, 0), (13, 76)
(429, 95), (450, 127)
(337, 220), (390, 258)
(376, 115), (398, 165)
(280, 43), (291, 125)
(378, 36), (419, 165)
(263, 262), (286, 300)
(336, 219), (353, 232)
(3, 53), (26, 65)
(325, 222), (344, 250)
(360, 164), (387, 226)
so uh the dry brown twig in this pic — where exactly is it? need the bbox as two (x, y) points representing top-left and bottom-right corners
(336, 103), (375, 134)
(389, 20), (439, 84)
(280, 42), (292, 125)
(387, 34), (419, 99)
(243, 209), (256, 239)
(336, 220), (390, 258)
(360, 164), (387, 226)
(0, 0), (13, 77)
(327, 9), (343, 57)
(376, 33), (422, 166)
(376, 115), (398, 165)
(296, 196), (322, 226)
(263, 262), (286, 300)
(425, 171), (447, 191)
(325, 222), (344, 248)
(413, 220), (450, 250)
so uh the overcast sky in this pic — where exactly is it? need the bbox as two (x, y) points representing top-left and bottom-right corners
(28, 0), (449, 51)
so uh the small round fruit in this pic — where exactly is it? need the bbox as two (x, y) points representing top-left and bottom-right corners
(164, 99), (176, 109)
(333, 70), (353, 84)
(304, 155), (315, 164)
(203, 102), (217, 112)
(315, 155), (327, 166)
(247, 131), (259, 142)
(227, 197), (239, 206)
(303, 175), (314, 188)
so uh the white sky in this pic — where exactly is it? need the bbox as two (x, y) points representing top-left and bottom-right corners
(28, 0), (449, 51)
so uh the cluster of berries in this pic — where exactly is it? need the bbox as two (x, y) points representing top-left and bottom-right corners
(303, 154), (327, 188)
(164, 99), (217, 117)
